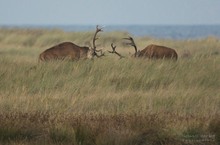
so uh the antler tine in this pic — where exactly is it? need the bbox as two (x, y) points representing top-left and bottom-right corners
(111, 43), (116, 52)
(95, 51), (105, 58)
(94, 47), (105, 58)
(108, 43), (124, 59)
(123, 37), (136, 45)
(108, 43), (116, 53)
(92, 25), (103, 53)
(96, 25), (103, 32)
(123, 37), (133, 41)
(123, 36), (138, 56)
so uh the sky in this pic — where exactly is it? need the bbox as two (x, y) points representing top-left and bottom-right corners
(0, 0), (220, 25)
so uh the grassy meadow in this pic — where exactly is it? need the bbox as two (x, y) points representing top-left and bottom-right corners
(0, 28), (220, 144)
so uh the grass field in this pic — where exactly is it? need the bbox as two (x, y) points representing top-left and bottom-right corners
(0, 28), (220, 144)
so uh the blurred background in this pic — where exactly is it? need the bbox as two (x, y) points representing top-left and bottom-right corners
(1, 0), (220, 39)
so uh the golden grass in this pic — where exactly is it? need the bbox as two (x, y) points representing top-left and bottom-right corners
(0, 28), (220, 144)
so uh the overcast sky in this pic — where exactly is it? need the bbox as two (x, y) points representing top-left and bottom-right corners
(0, 0), (220, 25)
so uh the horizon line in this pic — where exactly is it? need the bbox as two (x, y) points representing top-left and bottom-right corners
(1, 24), (220, 27)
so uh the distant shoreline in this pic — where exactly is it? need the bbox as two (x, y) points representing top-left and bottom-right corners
(1, 24), (220, 39)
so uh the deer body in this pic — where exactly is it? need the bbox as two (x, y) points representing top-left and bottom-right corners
(124, 37), (178, 60)
(39, 26), (103, 62)
(139, 44), (178, 60)
(39, 42), (92, 61)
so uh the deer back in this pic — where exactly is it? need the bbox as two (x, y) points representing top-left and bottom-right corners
(139, 44), (178, 60)
(39, 42), (82, 61)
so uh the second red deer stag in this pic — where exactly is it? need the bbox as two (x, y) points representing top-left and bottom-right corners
(124, 37), (178, 60)
(39, 25), (103, 62)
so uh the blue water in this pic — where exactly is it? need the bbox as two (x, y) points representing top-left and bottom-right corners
(1, 25), (220, 39)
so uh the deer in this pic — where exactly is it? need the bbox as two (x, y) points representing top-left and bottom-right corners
(39, 25), (104, 62)
(124, 37), (178, 60)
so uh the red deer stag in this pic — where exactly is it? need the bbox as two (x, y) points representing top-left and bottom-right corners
(39, 25), (103, 62)
(124, 37), (178, 60)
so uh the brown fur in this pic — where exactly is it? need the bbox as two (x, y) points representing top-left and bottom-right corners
(138, 44), (178, 60)
(39, 25), (104, 62)
(39, 42), (90, 62)
(125, 37), (178, 60)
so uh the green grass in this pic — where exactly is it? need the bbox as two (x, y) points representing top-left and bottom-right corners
(0, 28), (220, 144)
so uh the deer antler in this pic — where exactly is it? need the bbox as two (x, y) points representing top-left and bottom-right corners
(92, 25), (104, 57)
(92, 25), (103, 51)
(123, 36), (138, 57)
(108, 43), (124, 59)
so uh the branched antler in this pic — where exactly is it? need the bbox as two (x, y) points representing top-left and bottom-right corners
(92, 25), (104, 57)
(123, 36), (138, 57)
(108, 43), (124, 59)
(93, 25), (103, 51)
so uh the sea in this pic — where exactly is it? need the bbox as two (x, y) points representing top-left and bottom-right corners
(1, 25), (220, 40)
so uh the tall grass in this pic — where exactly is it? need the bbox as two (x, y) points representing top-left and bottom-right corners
(0, 28), (220, 144)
